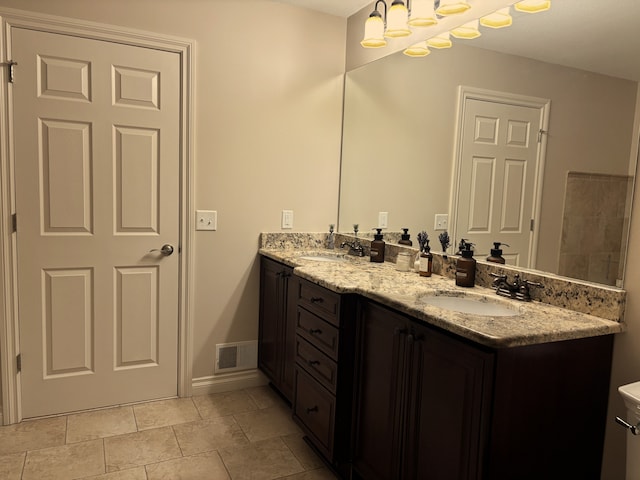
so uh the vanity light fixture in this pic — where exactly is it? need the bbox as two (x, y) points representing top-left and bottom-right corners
(409, 0), (438, 27)
(435, 0), (471, 16)
(404, 41), (431, 56)
(361, 0), (437, 48)
(362, 0), (550, 55)
(450, 19), (481, 39)
(361, 8), (387, 47)
(427, 31), (453, 48)
(514, 0), (551, 13)
(480, 6), (513, 28)
(385, 0), (411, 37)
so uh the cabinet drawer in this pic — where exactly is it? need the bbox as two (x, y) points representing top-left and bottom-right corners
(298, 280), (341, 327)
(295, 336), (338, 394)
(296, 307), (339, 360)
(294, 367), (335, 457)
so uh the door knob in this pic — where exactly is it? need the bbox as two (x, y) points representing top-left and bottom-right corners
(150, 244), (174, 256)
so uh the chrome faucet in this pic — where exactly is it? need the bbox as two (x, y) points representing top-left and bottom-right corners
(340, 224), (365, 257)
(490, 273), (543, 302)
(340, 239), (365, 257)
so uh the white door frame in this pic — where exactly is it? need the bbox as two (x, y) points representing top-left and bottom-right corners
(0, 8), (195, 424)
(449, 85), (550, 269)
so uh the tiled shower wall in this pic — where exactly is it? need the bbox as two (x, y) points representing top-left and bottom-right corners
(559, 172), (633, 286)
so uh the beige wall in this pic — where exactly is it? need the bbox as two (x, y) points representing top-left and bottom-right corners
(603, 87), (640, 480)
(1, 2), (638, 478)
(0, 0), (346, 380)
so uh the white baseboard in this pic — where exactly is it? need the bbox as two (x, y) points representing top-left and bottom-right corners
(191, 368), (268, 397)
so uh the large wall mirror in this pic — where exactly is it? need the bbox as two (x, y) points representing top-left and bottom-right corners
(339, 0), (640, 288)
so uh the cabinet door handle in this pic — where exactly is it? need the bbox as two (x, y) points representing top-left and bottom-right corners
(310, 297), (324, 303)
(394, 327), (408, 336)
(309, 328), (322, 335)
(306, 406), (319, 414)
(308, 359), (320, 366)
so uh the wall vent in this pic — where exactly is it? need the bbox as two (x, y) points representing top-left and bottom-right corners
(215, 340), (257, 374)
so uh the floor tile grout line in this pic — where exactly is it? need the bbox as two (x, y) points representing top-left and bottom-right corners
(19, 450), (26, 480)
(100, 437), (106, 477)
(215, 449), (233, 480)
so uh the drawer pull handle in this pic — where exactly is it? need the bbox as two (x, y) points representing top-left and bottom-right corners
(310, 297), (324, 303)
(309, 328), (322, 335)
(308, 359), (320, 366)
(306, 406), (319, 414)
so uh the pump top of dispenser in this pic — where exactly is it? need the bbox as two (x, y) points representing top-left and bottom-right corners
(374, 228), (384, 240)
(487, 242), (509, 264)
(490, 242), (508, 255)
(460, 241), (474, 258)
(399, 228), (412, 246)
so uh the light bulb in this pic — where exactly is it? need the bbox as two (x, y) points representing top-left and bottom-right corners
(480, 7), (512, 29)
(361, 11), (387, 48)
(435, 0), (471, 16)
(451, 19), (481, 39)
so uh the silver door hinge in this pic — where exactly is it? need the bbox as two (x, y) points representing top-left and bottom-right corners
(16, 354), (21, 373)
(1, 60), (17, 83)
(537, 129), (547, 143)
(530, 219), (535, 231)
(11, 213), (16, 233)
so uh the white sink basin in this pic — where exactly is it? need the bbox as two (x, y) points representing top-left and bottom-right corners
(297, 254), (346, 263)
(419, 293), (521, 317)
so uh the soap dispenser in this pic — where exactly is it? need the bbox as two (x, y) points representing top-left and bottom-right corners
(419, 240), (433, 277)
(455, 241), (476, 287)
(487, 242), (509, 264)
(370, 228), (385, 263)
(398, 228), (413, 246)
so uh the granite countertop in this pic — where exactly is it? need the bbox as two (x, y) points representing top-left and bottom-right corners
(259, 248), (625, 348)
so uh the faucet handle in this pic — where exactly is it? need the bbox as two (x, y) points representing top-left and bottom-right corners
(524, 279), (544, 289)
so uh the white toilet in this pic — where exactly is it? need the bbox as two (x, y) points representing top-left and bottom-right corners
(618, 381), (640, 478)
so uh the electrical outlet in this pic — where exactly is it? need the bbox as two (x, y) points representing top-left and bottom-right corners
(196, 210), (217, 231)
(282, 210), (294, 229)
(378, 211), (388, 229)
(434, 214), (448, 231)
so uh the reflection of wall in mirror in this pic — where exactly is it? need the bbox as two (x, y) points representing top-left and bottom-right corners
(339, 43), (637, 279)
(559, 172), (633, 286)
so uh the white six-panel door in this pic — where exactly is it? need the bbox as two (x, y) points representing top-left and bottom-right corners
(455, 97), (545, 267)
(12, 27), (181, 418)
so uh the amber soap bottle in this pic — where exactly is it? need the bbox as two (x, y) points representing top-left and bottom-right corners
(370, 228), (385, 263)
(455, 242), (476, 287)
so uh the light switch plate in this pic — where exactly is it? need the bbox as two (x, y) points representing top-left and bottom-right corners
(196, 210), (217, 231)
(434, 214), (448, 231)
(282, 210), (294, 229)
(378, 211), (388, 229)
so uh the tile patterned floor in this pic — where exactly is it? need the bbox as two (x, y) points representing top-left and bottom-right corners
(0, 386), (338, 480)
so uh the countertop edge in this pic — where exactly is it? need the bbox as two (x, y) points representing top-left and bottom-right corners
(259, 248), (625, 348)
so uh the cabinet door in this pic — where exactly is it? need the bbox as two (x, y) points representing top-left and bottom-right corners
(352, 301), (409, 480)
(280, 271), (298, 401)
(405, 325), (493, 480)
(258, 257), (283, 383)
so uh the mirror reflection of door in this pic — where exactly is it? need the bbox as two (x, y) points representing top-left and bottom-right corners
(452, 88), (549, 267)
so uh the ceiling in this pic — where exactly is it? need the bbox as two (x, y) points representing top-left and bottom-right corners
(273, 0), (640, 82)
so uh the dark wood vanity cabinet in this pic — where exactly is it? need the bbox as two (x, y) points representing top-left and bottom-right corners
(258, 257), (298, 402)
(352, 300), (493, 480)
(292, 278), (356, 478)
(352, 299), (614, 480)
